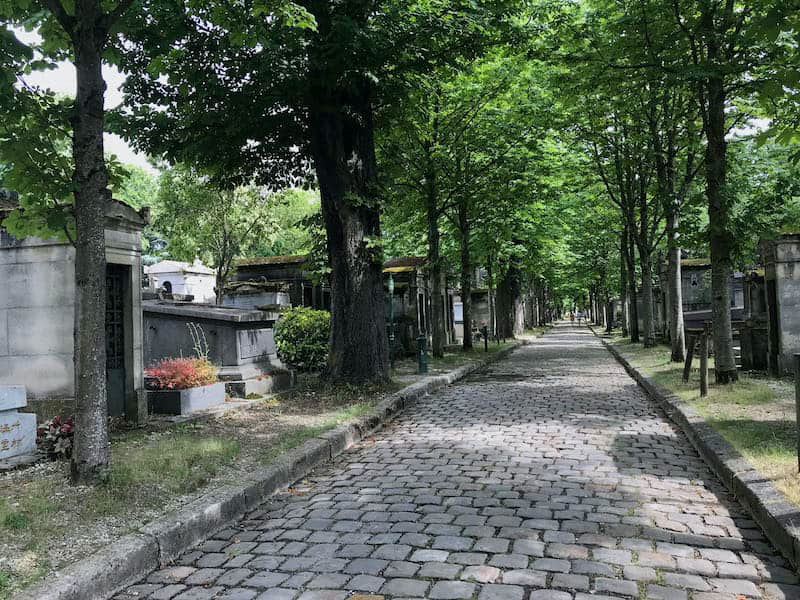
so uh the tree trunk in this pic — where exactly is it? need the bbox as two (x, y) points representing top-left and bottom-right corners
(667, 210), (685, 361)
(216, 269), (225, 305)
(705, 76), (738, 383)
(70, 16), (110, 484)
(496, 263), (523, 338)
(537, 286), (546, 326)
(620, 231), (629, 337)
(215, 261), (229, 306)
(639, 251), (656, 347)
(426, 193), (444, 358)
(309, 88), (389, 383)
(625, 225), (640, 342)
(487, 260), (496, 338)
(458, 201), (473, 350)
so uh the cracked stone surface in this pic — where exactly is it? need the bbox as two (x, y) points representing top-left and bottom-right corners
(114, 324), (799, 600)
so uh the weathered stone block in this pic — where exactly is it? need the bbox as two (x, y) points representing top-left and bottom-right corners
(0, 310), (7, 356)
(0, 386), (36, 461)
(8, 306), (74, 355)
(147, 382), (226, 415)
(0, 410), (36, 460)
(0, 261), (74, 309)
(0, 385), (25, 410)
(0, 354), (74, 398)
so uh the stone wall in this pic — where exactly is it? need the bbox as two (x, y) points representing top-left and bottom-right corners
(0, 202), (147, 420)
(763, 234), (800, 375)
(0, 237), (76, 411)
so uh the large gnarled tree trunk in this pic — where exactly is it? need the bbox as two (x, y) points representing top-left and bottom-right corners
(310, 85), (389, 383)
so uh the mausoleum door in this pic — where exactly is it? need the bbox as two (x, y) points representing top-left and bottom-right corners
(106, 264), (127, 417)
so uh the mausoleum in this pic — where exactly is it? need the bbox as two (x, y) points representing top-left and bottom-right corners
(762, 233), (800, 375)
(145, 259), (217, 303)
(0, 199), (149, 421)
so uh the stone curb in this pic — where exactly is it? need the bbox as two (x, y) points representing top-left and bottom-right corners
(593, 328), (800, 572)
(20, 339), (530, 600)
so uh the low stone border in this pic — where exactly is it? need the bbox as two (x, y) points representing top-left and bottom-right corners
(20, 340), (529, 600)
(593, 329), (800, 572)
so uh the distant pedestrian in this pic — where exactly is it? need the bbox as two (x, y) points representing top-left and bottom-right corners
(577, 310), (583, 324)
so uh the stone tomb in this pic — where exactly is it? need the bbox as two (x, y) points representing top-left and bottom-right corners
(0, 385), (36, 464)
(762, 233), (800, 375)
(0, 200), (149, 421)
(143, 300), (293, 398)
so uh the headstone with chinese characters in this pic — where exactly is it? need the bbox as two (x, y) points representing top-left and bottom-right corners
(0, 386), (37, 461)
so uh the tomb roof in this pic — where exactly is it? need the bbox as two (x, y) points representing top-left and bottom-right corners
(383, 256), (427, 271)
(236, 254), (309, 267)
(681, 258), (711, 268)
(147, 259), (215, 275)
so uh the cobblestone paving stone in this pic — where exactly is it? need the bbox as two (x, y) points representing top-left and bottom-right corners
(115, 325), (800, 600)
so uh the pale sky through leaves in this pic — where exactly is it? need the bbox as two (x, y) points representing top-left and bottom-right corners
(13, 27), (156, 174)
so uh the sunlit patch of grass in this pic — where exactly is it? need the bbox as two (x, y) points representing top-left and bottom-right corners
(0, 486), (56, 534)
(0, 430), (240, 596)
(0, 487), (56, 598)
(609, 335), (800, 507)
(261, 402), (374, 464)
(90, 432), (241, 514)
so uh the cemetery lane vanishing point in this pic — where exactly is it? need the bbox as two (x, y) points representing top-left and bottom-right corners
(114, 324), (798, 600)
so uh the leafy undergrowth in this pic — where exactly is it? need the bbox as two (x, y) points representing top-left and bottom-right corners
(608, 334), (800, 508)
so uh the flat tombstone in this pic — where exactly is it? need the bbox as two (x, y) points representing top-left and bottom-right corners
(0, 385), (37, 461)
(0, 385), (26, 411)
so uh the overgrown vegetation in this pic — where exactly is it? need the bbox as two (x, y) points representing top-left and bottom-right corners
(0, 427), (239, 599)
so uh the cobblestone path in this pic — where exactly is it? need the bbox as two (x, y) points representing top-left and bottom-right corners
(116, 325), (799, 600)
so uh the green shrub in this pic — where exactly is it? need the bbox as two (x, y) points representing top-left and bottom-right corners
(274, 307), (330, 372)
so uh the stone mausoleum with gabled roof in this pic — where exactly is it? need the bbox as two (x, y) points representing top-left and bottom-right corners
(0, 196), (149, 422)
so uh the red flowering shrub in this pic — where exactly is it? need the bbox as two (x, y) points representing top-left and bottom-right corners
(145, 357), (218, 390)
(36, 416), (75, 459)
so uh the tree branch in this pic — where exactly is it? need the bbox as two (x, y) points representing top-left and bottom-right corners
(41, 0), (76, 35)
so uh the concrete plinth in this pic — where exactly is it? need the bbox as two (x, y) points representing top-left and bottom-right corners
(148, 382), (226, 415)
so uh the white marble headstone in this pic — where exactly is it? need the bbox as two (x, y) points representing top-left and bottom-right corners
(0, 386), (36, 461)
(0, 386), (26, 411)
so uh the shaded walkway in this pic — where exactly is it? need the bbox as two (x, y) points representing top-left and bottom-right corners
(116, 324), (799, 600)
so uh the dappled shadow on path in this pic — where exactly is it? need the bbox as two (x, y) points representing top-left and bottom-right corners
(115, 323), (798, 600)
